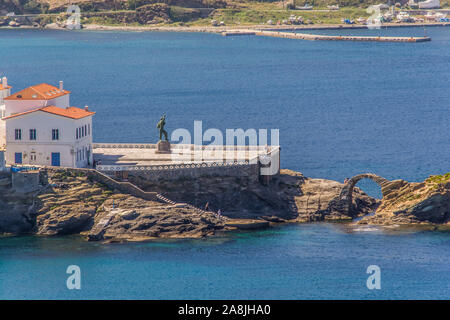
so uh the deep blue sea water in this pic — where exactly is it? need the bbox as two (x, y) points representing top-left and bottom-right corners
(0, 27), (449, 299)
(1, 224), (449, 299)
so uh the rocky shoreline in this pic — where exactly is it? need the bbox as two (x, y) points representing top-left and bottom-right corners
(356, 173), (450, 228)
(1, 21), (449, 33)
(1, 168), (448, 242)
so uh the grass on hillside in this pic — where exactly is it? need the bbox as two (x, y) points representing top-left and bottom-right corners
(28, 0), (450, 27)
(426, 173), (450, 185)
(188, 7), (370, 26)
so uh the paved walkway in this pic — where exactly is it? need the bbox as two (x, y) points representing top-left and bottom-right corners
(93, 144), (273, 166)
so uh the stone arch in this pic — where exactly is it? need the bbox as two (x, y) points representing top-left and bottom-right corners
(338, 173), (390, 214)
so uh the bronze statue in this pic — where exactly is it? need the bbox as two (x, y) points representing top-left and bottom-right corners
(157, 114), (168, 141)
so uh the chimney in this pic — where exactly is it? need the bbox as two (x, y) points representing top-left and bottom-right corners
(84, 105), (89, 111)
(2, 77), (7, 88)
(59, 80), (63, 91)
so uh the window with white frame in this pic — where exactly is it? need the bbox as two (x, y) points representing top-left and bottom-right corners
(52, 129), (59, 141)
(29, 129), (36, 140)
(15, 129), (22, 140)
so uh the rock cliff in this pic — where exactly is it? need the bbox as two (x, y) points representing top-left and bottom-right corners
(33, 170), (226, 241)
(0, 173), (35, 234)
(110, 169), (378, 222)
(0, 168), (383, 242)
(357, 173), (450, 226)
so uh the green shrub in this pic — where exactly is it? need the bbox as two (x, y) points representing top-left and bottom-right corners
(170, 6), (201, 22)
(23, 1), (48, 14)
(426, 173), (450, 184)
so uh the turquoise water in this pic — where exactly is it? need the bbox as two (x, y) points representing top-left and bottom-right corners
(0, 27), (449, 299)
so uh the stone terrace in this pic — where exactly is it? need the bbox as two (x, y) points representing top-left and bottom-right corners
(93, 143), (276, 167)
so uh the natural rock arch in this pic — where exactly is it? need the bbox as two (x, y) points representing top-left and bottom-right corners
(337, 173), (391, 215)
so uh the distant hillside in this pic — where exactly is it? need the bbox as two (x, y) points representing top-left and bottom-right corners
(0, 0), (228, 14)
(1, 0), (448, 16)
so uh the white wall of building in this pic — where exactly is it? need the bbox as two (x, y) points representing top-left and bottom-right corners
(419, 0), (440, 8)
(5, 111), (93, 168)
(0, 87), (11, 149)
(74, 115), (94, 168)
(4, 94), (70, 117)
(0, 79), (12, 148)
(0, 87), (11, 106)
(0, 116), (5, 149)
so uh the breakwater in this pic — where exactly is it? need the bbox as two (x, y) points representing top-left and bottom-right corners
(223, 29), (431, 42)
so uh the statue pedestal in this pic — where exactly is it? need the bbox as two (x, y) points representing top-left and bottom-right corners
(156, 140), (171, 154)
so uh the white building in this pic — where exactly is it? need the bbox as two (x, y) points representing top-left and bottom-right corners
(3, 81), (70, 117)
(419, 0), (440, 9)
(0, 78), (95, 168)
(0, 76), (12, 148)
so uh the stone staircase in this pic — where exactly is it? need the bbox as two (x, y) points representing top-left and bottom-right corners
(155, 193), (214, 216)
(155, 193), (176, 205)
(43, 167), (218, 221)
(41, 167), (159, 201)
(89, 168), (215, 216)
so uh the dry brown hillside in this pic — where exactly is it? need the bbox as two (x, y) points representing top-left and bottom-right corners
(0, 0), (228, 14)
(40, 0), (98, 9)
(37, 0), (228, 10)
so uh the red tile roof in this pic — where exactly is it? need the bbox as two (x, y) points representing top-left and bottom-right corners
(0, 83), (11, 90)
(3, 106), (95, 120)
(4, 83), (70, 101)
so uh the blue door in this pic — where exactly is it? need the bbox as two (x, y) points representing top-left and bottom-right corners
(15, 152), (22, 164)
(51, 152), (60, 166)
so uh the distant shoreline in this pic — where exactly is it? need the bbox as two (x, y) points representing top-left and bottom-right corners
(1, 22), (449, 33)
(83, 21), (450, 33)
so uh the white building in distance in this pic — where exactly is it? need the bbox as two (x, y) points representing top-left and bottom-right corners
(419, 0), (440, 9)
(0, 77), (95, 168)
(0, 76), (12, 148)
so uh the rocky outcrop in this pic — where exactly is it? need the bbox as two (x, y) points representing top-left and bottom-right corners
(87, 194), (225, 242)
(36, 204), (96, 235)
(34, 171), (109, 235)
(290, 172), (378, 222)
(0, 174), (35, 234)
(0, 168), (379, 241)
(1, 169), (226, 241)
(136, 4), (171, 24)
(26, 0), (227, 12)
(127, 169), (378, 222)
(357, 173), (450, 226)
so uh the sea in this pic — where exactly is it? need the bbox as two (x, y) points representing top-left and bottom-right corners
(0, 26), (448, 299)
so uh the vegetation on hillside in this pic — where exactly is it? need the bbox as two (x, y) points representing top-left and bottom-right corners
(426, 173), (450, 185)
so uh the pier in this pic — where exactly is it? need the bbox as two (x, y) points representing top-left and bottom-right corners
(222, 29), (431, 42)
